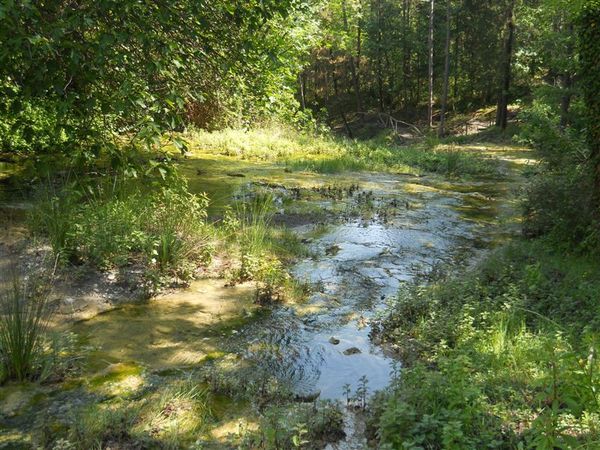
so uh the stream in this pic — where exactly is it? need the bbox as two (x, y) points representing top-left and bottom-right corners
(228, 172), (510, 401)
(0, 159), (521, 447)
(73, 170), (513, 400)
(0, 135), (537, 450)
(73, 170), (511, 398)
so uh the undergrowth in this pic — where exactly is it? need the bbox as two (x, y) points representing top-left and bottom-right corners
(28, 166), (212, 287)
(186, 126), (500, 178)
(371, 241), (600, 448)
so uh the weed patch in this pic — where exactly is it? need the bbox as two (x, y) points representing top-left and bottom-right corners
(370, 241), (600, 448)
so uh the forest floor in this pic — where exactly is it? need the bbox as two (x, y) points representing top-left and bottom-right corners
(0, 125), (536, 448)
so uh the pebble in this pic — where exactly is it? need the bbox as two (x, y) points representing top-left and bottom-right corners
(343, 347), (361, 356)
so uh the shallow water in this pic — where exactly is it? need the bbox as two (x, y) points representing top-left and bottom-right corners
(0, 146), (533, 448)
(231, 171), (511, 400)
(72, 169), (512, 404)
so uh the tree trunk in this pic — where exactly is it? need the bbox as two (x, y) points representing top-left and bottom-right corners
(559, 24), (574, 131)
(438, 2), (451, 137)
(298, 73), (306, 110)
(343, 0), (362, 111)
(402, 0), (411, 108)
(376, 0), (384, 111)
(579, 2), (600, 208)
(428, 0), (435, 128)
(496, 0), (515, 130)
(329, 49), (339, 97)
(559, 73), (573, 131)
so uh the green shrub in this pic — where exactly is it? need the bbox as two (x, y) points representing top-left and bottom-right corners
(373, 241), (600, 448)
(239, 401), (344, 449)
(29, 171), (212, 280)
(518, 98), (599, 252)
(145, 187), (211, 276)
(73, 196), (147, 268)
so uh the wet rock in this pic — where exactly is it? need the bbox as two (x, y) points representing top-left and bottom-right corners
(343, 347), (362, 356)
(329, 336), (340, 345)
(0, 389), (36, 417)
(295, 390), (321, 402)
(325, 244), (341, 256)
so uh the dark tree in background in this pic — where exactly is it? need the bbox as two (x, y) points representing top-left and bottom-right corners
(579, 0), (600, 205)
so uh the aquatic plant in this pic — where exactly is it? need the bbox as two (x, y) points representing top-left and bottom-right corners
(29, 170), (212, 284)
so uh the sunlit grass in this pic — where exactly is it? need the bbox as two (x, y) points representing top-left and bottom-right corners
(185, 126), (501, 178)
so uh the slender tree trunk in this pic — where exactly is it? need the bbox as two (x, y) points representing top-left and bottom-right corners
(376, 0), (384, 111)
(453, 27), (459, 100)
(343, 0), (362, 111)
(428, 0), (435, 128)
(402, 0), (411, 108)
(355, 9), (362, 107)
(438, 2), (451, 137)
(496, 0), (516, 130)
(298, 73), (306, 110)
(559, 24), (574, 131)
(559, 73), (573, 131)
(329, 49), (339, 97)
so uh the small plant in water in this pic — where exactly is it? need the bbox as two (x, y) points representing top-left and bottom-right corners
(0, 270), (52, 382)
(356, 375), (369, 410)
(343, 383), (352, 405)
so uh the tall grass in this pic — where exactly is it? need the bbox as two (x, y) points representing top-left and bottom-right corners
(0, 271), (52, 382)
(29, 171), (212, 280)
(235, 193), (275, 254)
(29, 186), (79, 259)
(64, 378), (211, 449)
(186, 126), (500, 177)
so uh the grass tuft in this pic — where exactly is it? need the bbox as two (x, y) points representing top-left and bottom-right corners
(0, 270), (52, 383)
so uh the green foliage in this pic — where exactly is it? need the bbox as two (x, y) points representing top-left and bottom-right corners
(146, 187), (211, 275)
(189, 126), (500, 178)
(302, 0), (518, 115)
(377, 360), (505, 449)
(373, 241), (600, 448)
(0, 271), (51, 382)
(578, 0), (600, 198)
(239, 401), (345, 449)
(29, 169), (211, 280)
(223, 194), (298, 302)
(0, 0), (308, 160)
(518, 95), (599, 251)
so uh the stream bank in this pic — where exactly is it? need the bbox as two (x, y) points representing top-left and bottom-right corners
(0, 142), (532, 448)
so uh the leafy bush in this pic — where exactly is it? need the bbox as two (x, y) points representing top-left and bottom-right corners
(29, 171), (212, 281)
(74, 196), (147, 268)
(518, 98), (599, 252)
(373, 241), (600, 448)
(145, 187), (211, 275)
